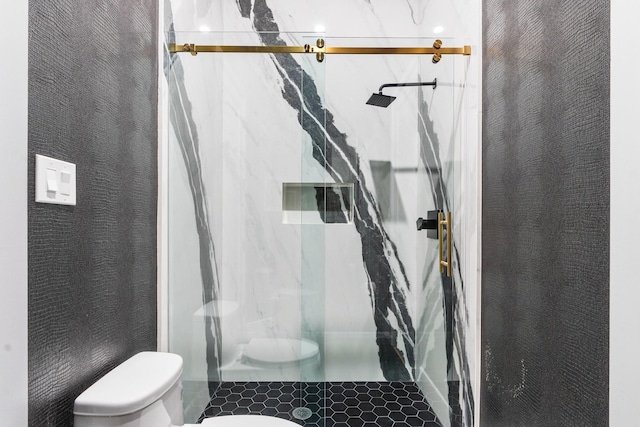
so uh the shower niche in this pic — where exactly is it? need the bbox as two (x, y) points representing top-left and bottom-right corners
(282, 182), (354, 224)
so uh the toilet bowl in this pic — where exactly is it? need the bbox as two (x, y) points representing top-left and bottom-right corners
(192, 300), (321, 382)
(73, 351), (300, 427)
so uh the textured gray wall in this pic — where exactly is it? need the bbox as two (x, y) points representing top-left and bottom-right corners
(28, 1), (158, 425)
(482, 1), (609, 426)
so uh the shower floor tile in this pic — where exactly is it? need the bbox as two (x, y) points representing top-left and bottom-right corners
(199, 381), (442, 427)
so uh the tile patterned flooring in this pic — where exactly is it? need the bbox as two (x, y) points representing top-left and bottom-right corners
(198, 381), (442, 427)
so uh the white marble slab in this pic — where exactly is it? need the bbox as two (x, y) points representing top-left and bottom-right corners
(165, 1), (480, 425)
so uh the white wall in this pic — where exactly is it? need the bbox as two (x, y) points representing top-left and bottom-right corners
(610, 3), (640, 425)
(0, 2), (28, 425)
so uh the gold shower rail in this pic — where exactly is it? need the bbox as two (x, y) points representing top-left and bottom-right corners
(168, 39), (471, 63)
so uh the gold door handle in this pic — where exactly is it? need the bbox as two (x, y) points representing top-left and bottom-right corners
(438, 212), (452, 277)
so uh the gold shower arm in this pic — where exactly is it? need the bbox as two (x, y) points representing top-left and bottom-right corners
(168, 39), (471, 63)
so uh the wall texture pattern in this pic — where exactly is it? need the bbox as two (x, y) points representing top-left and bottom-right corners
(482, 1), (609, 425)
(28, 1), (158, 425)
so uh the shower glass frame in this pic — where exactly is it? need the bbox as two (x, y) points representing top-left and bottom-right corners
(165, 31), (458, 426)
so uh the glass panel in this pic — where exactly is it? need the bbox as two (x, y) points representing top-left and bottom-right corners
(167, 30), (457, 426)
(415, 37), (458, 427)
(299, 35), (326, 425)
(167, 30), (329, 424)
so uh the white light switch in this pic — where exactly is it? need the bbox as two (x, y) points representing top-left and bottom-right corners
(46, 169), (58, 193)
(59, 170), (71, 195)
(35, 154), (76, 206)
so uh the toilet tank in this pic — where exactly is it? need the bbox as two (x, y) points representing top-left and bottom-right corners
(74, 352), (185, 427)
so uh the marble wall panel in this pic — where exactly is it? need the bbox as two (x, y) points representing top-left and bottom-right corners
(165, 1), (478, 425)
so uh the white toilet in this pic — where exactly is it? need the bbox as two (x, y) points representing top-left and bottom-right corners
(73, 351), (301, 427)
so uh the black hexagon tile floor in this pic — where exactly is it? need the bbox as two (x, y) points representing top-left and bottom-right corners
(198, 382), (442, 426)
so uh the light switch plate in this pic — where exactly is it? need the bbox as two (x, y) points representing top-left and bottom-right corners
(35, 154), (76, 205)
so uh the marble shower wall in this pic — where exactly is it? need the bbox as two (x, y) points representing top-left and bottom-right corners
(165, 1), (479, 426)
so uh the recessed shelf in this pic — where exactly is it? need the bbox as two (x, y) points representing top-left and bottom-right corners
(282, 182), (354, 224)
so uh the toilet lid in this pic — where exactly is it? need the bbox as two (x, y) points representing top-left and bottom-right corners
(243, 338), (319, 365)
(200, 415), (300, 426)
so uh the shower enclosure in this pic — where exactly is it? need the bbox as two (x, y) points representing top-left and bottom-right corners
(165, 29), (471, 426)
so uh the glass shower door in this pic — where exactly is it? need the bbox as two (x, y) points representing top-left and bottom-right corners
(414, 43), (464, 427)
(166, 28), (466, 426)
(166, 30), (329, 424)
